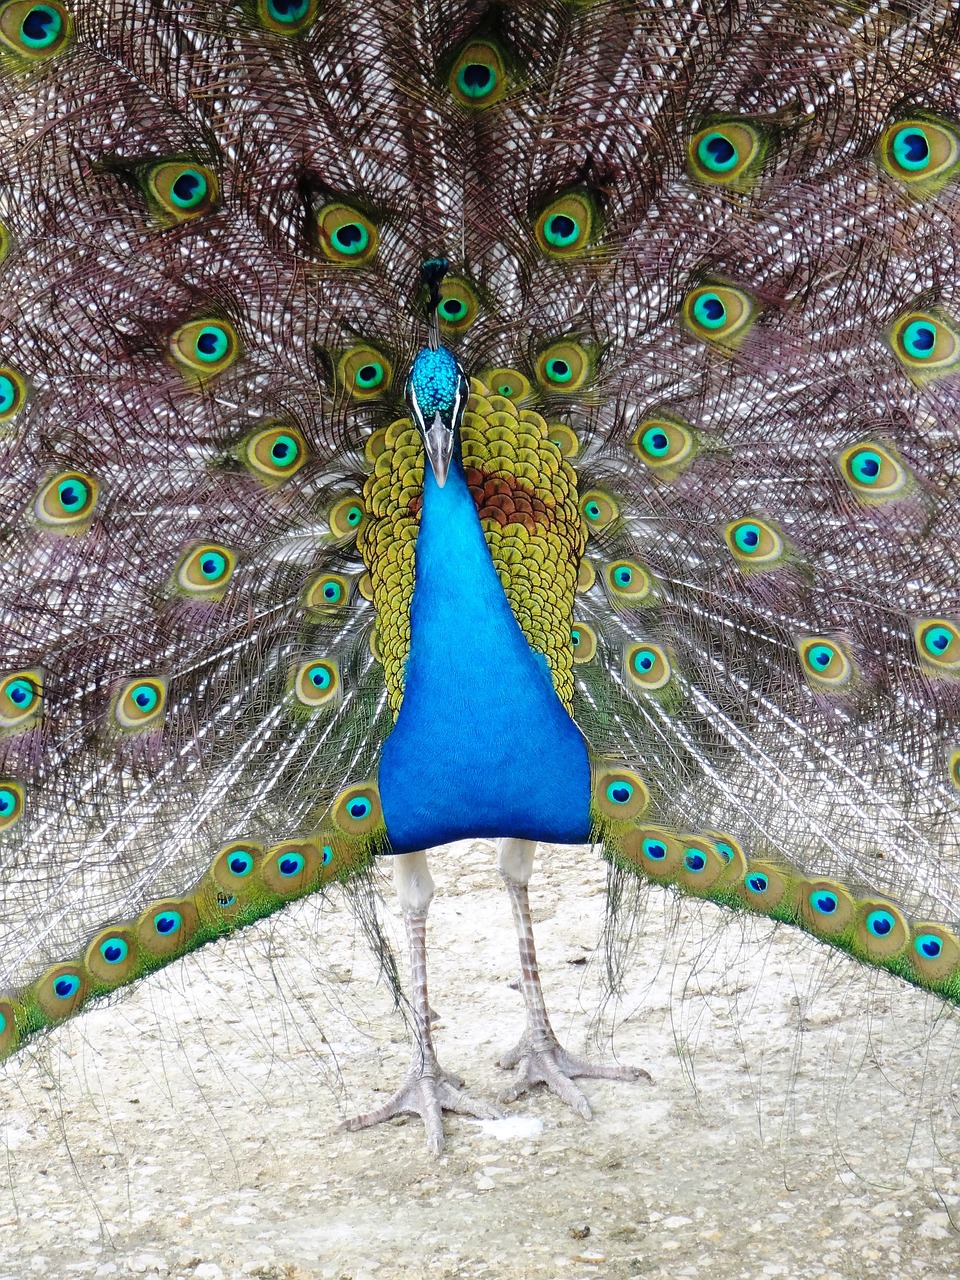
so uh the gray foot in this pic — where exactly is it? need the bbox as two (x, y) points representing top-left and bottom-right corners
(498, 1033), (652, 1120)
(343, 1065), (503, 1156)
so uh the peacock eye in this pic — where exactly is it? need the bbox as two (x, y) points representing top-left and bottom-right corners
(332, 782), (383, 834)
(258, 0), (315, 33)
(838, 441), (908, 502)
(169, 319), (240, 378)
(241, 422), (308, 483)
(436, 276), (479, 333)
(293, 658), (340, 707)
(545, 422), (579, 457)
(579, 489), (618, 533)
(682, 284), (756, 347)
(570, 621), (597, 663)
(328, 494), (367, 539)
(688, 121), (764, 186)
(338, 345), (392, 399)
(878, 116), (960, 191)
(914, 618), (960, 671)
(174, 543), (235, 597)
(0, 1), (71, 59)
(889, 308), (960, 379)
(534, 193), (597, 257)
(630, 414), (696, 474)
(797, 636), (853, 689)
(0, 367), (26, 419)
(261, 841), (321, 894)
(0, 779), (23, 830)
(136, 898), (199, 956)
(593, 766), (650, 821)
(0, 669), (42, 729)
(604, 559), (654, 605)
(34, 470), (98, 531)
(114, 677), (166, 730)
(146, 162), (218, 220)
(303, 572), (350, 614)
(535, 340), (590, 392)
(316, 203), (378, 266)
(450, 40), (506, 107)
(479, 367), (531, 401)
(625, 642), (672, 691)
(724, 517), (785, 570)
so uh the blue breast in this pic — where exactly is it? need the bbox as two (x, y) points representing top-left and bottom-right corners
(378, 459), (592, 854)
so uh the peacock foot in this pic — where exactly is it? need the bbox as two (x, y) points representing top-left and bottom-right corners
(342, 1062), (504, 1156)
(497, 1030), (652, 1120)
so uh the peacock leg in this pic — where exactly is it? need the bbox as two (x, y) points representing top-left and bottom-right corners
(496, 838), (651, 1119)
(343, 848), (502, 1155)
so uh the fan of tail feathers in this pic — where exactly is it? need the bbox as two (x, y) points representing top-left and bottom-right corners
(1, 0), (960, 1060)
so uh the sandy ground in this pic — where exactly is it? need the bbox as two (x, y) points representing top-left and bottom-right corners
(0, 839), (958, 1280)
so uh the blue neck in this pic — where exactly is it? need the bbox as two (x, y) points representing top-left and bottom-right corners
(377, 457), (592, 853)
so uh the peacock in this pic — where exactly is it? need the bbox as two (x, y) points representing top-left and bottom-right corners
(2, 0), (960, 1162)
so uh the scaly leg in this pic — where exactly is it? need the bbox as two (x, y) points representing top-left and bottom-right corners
(343, 849), (502, 1155)
(497, 837), (652, 1118)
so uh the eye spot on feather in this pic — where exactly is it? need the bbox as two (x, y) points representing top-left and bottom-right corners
(625, 643), (671, 690)
(169, 319), (240, 378)
(839, 441), (908, 501)
(294, 659), (340, 708)
(682, 284), (756, 347)
(889, 308), (960, 379)
(630, 415), (696, 475)
(114, 678), (166, 730)
(258, 0), (315, 33)
(34, 470), (98, 532)
(0, 367), (25, 420)
(477, 367), (531, 401)
(0, 669), (42, 731)
(570, 622), (597, 663)
(316, 203), (378, 265)
(580, 489), (618, 533)
(0, 780), (24, 830)
(333, 782), (382, 834)
(241, 423), (308, 483)
(878, 116), (960, 192)
(533, 193), (596, 257)
(35, 965), (86, 1020)
(303, 572), (350, 615)
(262, 841), (320, 895)
(328, 495), (367, 540)
(339, 345), (392, 399)
(724, 517), (785, 570)
(146, 162), (218, 220)
(797, 637), (853, 690)
(915, 618), (960, 671)
(450, 40), (506, 107)
(604, 559), (653, 605)
(593, 766), (649, 821)
(0, 1000), (18, 1055)
(535, 341), (590, 392)
(174, 543), (235, 599)
(688, 121), (764, 187)
(437, 276), (479, 333)
(84, 928), (138, 985)
(0, 1), (71, 58)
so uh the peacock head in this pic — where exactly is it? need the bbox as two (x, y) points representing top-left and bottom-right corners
(405, 257), (470, 488)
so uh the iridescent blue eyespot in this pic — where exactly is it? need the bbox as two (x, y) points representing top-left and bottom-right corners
(865, 910), (895, 938)
(154, 911), (182, 937)
(643, 838), (667, 861)
(683, 849), (707, 873)
(321, 844), (334, 866)
(228, 850), (255, 877)
(348, 797), (371, 820)
(746, 873), (769, 894)
(915, 933), (943, 960)
(892, 127), (930, 171)
(901, 320), (937, 358)
(640, 427), (670, 457)
(692, 292), (726, 329)
(714, 840), (734, 863)
(697, 131), (738, 172)
(278, 852), (306, 877)
(605, 781), (634, 806)
(99, 938), (129, 965)
(54, 974), (81, 999)
(811, 891), (838, 916)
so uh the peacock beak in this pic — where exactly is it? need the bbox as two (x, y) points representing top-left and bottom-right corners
(422, 412), (454, 488)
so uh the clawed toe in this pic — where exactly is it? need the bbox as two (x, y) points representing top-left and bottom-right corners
(343, 1065), (503, 1155)
(498, 1033), (651, 1119)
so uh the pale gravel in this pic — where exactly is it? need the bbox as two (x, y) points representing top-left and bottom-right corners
(0, 840), (958, 1280)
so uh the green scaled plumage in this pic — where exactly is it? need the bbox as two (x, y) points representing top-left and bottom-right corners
(0, 0), (959, 1160)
